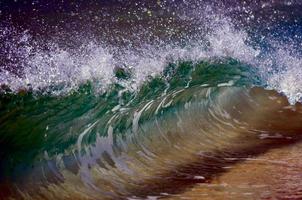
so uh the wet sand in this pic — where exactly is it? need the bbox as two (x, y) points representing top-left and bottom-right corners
(165, 141), (302, 200)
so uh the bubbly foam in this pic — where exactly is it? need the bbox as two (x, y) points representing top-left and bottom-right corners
(0, 17), (301, 104)
(266, 49), (302, 104)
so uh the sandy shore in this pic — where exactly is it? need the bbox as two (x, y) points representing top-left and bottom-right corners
(165, 141), (302, 200)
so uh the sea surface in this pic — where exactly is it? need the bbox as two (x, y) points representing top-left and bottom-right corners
(0, 1), (302, 199)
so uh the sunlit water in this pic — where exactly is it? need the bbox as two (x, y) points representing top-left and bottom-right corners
(0, 1), (302, 199)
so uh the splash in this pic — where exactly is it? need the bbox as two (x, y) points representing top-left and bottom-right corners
(1, 1), (302, 199)
(0, 15), (301, 104)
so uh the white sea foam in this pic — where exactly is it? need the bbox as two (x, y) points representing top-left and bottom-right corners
(0, 19), (301, 104)
(266, 49), (302, 104)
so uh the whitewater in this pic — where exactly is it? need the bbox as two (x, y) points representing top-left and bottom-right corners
(0, 1), (302, 199)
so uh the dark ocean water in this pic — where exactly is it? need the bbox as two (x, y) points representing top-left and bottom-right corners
(1, 1), (302, 199)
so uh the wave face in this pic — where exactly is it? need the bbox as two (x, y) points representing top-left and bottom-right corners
(1, 0), (302, 199)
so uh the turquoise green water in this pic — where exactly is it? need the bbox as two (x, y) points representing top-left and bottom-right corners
(0, 59), (256, 172)
(1, 1), (302, 199)
(1, 58), (302, 200)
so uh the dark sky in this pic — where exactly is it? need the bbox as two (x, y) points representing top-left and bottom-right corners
(1, 0), (302, 46)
